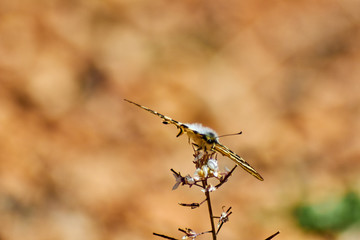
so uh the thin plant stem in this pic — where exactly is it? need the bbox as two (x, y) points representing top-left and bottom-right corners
(265, 231), (280, 240)
(153, 233), (178, 240)
(202, 179), (217, 240)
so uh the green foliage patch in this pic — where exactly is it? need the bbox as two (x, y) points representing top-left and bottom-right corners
(294, 192), (360, 234)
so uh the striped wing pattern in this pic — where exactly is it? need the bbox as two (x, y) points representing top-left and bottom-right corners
(125, 99), (264, 181)
(214, 143), (264, 181)
(124, 99), (189, 137)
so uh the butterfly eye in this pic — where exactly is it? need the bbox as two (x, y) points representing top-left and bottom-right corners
(206, 138), (215, 144)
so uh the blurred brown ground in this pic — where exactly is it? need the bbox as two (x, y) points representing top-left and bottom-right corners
(0, 0), (359, 239)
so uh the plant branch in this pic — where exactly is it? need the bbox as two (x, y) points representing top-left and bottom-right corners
(265, 231), (280, 240)
(202, 179), (217, 240)
(215, 165), (237, 189)
(153, 232), (178, 240)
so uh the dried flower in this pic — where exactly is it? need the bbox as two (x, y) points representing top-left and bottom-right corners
(172, 170), (183, 190)
(180, 228), (197, 239)
(207, 159), (219, 177)
(201, 184), (216, 193)
(172, 169), (196, 190)
(184, 175), (195, 185)
(217, 206), (232, 228)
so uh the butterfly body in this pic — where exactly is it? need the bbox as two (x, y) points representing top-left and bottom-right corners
(124, 99), (263, 181)
(184, 123), (219, 151)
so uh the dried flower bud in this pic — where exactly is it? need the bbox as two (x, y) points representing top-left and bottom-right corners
(217, 206), (232, 228)
(184, 175), (195, 185)
(180, 228), (197, 239)
(207, 159), (218, 171)
(201, 184), (216, 193)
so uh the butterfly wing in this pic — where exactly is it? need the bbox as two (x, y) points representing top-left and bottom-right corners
(124, 99), (189, 137)
(214, 143), (264, 181)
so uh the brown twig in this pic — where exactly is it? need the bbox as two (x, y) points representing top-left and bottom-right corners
(265, 231), (280, 240)
(202, 179), (217, 240)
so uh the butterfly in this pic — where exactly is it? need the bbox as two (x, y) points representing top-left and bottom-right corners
(124, 99), (263, 181)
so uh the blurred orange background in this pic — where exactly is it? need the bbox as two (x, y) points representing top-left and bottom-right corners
(0, 0), (359, 239)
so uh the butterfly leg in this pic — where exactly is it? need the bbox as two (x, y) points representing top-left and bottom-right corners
(191, 143), (201, 151)
(176, 128), (183, 137)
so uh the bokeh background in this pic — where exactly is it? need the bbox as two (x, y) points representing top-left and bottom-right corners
(1, 0), (360, 239)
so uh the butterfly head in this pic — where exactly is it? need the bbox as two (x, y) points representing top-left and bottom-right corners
(203, 132), (219, 145)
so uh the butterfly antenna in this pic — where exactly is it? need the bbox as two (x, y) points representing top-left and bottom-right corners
(218, 131), (243, 138)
